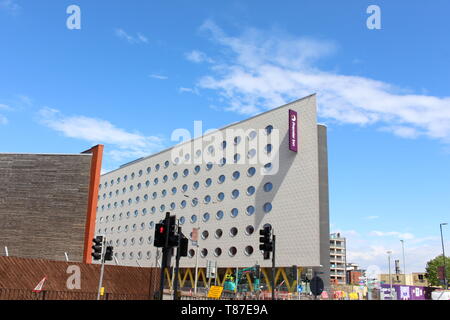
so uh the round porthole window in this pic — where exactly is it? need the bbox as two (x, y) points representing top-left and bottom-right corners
(263, 202), (273, 213)
(229, 247), (237, 257)
(230, 227), (238, 237)
(214, 248), (222, 257)
(244, 246), (254, 256)
(215, 229), (223, 239)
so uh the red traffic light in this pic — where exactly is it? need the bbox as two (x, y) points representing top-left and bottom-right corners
(159, 226), (165, 234)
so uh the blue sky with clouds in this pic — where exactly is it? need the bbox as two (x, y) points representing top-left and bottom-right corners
(1, 0), (449, 272)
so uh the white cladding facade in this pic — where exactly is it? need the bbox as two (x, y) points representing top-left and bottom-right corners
(95, 94), (329, 272)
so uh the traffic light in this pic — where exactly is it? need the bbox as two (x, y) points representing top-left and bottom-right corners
(291, 265), (298, 279)
(259, 226), (273, 260)
(254, 265), (260, 279)
(179, 235), (188, 257)
(92, 236), (103, 261)
(154, 223), (166, 247)
(167, 215), (178, 247)
(104, 246), (114, 261)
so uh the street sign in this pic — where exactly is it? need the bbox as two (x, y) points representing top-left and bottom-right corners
(310, 276), (324, 296)
(207, 286), (224, 299)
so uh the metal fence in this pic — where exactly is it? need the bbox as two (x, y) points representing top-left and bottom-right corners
(0, 288), (152, 300)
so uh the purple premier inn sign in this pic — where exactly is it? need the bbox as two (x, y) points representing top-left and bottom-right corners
(289, 109), (298, 152)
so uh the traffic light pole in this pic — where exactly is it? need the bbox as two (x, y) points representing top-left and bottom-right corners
(96, 237), (106, 301)
(272, 234), (276, 301)
(158, 213), (171, 300)
(173, 225), (182, 300)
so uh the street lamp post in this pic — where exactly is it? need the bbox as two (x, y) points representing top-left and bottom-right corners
(387, 250), (393, 300)
(440, 223), (448, 289)
(400, 240), (406, 284)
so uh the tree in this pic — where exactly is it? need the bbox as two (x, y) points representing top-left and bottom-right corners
(425, 255), (450, 287)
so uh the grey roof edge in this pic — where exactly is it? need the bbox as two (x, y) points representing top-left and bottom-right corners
(0, 153), (91, 156)
(102, 93), (317, 176)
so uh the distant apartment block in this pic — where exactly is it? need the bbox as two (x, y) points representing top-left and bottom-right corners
(330, 232), (347, 285)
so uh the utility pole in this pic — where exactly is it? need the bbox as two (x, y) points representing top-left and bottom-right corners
(96, 237), (106, 301)
(272, 234), (276, 301)
(158, 212), (171, 300)
(440, 223), (448, 289)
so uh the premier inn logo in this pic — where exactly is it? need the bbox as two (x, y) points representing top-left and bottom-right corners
(289, 109), (298, 152)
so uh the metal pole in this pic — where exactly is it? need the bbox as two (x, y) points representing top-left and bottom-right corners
(387, 251), (393, 300)
(4, 246), (8, 257)
(440, 223), (448, 289)
(97, 237), (106, 301)
(297, 267), (300, 300)
(400, 240), (406, 284)
(173, 224), (181, 300)
(272, 234), (276, 301)
(64, 252), (69, 262)
(194, 225), (200, 296)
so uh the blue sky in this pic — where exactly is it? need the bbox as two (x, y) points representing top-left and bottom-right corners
(1, 0), (449, 272)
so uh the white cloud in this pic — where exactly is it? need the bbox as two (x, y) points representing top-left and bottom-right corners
(185, 50), (215, 64)
(38, 107), (165, 162)
(365, 216), (380, 220)
(0, 114), (8, 125)
(115, 29), (149, 44)
(149, 74), (168, 80)
(0, 0), (20, 14)
(0, 103), (12, 110)
(191, 20), (450, 143)
(370, 231), (415, 240)
(179, 87), (199, 95)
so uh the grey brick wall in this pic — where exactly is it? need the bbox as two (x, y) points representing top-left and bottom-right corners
(0, 154), (92, 262)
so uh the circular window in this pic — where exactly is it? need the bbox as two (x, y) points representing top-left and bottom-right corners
(201, 249), (208, 258)
(219, 157), (226, 167)
(247, 149), (256, 159)
(173, 172), (178, 180)
(233, 153), (241, 163)
(205, 178), (212, 187)
(264, 163), (272, 172)
(245, 225), (255, 235)
(246, 205), (255, 216)
(179, 216), (185, 225)
(146, 167), (151, 174)
(183, 169), (189, 177)
(151, 206), (156, 214)
(160, 204), (166, 212)
(164, 160), (170, 168)
(231, 189), (240, 199)
(217, 192), (225, 201)
(153, 178), (159, 185)
(193, 181), (200, 190)
(203, 212), (210, 222)
(146, 251), (151, 259)
(142, 208), (147, 215)
(171, 187), (177, 195)
(184, 153), (190, 161)
(247, 167), (256, 177)
(263, 203), (273, 213)
(214, 248), (222, 257)
(163, 175), (168, 183)
(206, 162), (213, 171)
(194, 165), (201, 174)
(149, 221), (154, 229)
(161, 189), (167, 197)
(216, 210), (224, 220)
(155, 164), (160, 171)
(265, 125), (274, 135)
(170, 202), (176, 210)
(230, 227), (238, 237)
(218, 175), (226, 184)
(204, 195), (211, 204)
(231, 208), (239, 218)
(188, 249), (195, 258)
(248, 130), (257, 140)
(201, 230), (209, 240)
(182, 184), (188, 192)
(232, 171), (240, 180)
(191, 198), (199, 207)
(221, 141), (227, 149)
(244, 246), (254, 256)
(207, 145), (215, 155)
(264, 182), (273, 192)
(265, 144), (273, 154)
(229, 247), (237, 257)
(191, 215), (197, 223)
(234, 136), (241, 145)
(180, 200), (187, 208)
(215, 229), (223, 239)
(195, 149), (202, 158)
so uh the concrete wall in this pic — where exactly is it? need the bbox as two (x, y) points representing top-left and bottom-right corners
(0, 154), (92, 262)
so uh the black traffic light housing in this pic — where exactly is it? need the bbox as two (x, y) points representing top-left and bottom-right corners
(154, 223), (166, 248)
(104, 246), (114, 261)
(92, 236), (103, 261)
(259, 226), (273, 260)
(179, 235), (189, 257)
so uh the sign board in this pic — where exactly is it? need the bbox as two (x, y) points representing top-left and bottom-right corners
(297, 285), (303, 293)
(207, 286), (224, 299)
(289, 109), (298, 152)
(32, 276), (47, 293)
(191, 228), (199, 241)
(310, 276), (324, 296)
(206, 260), (217, 279)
